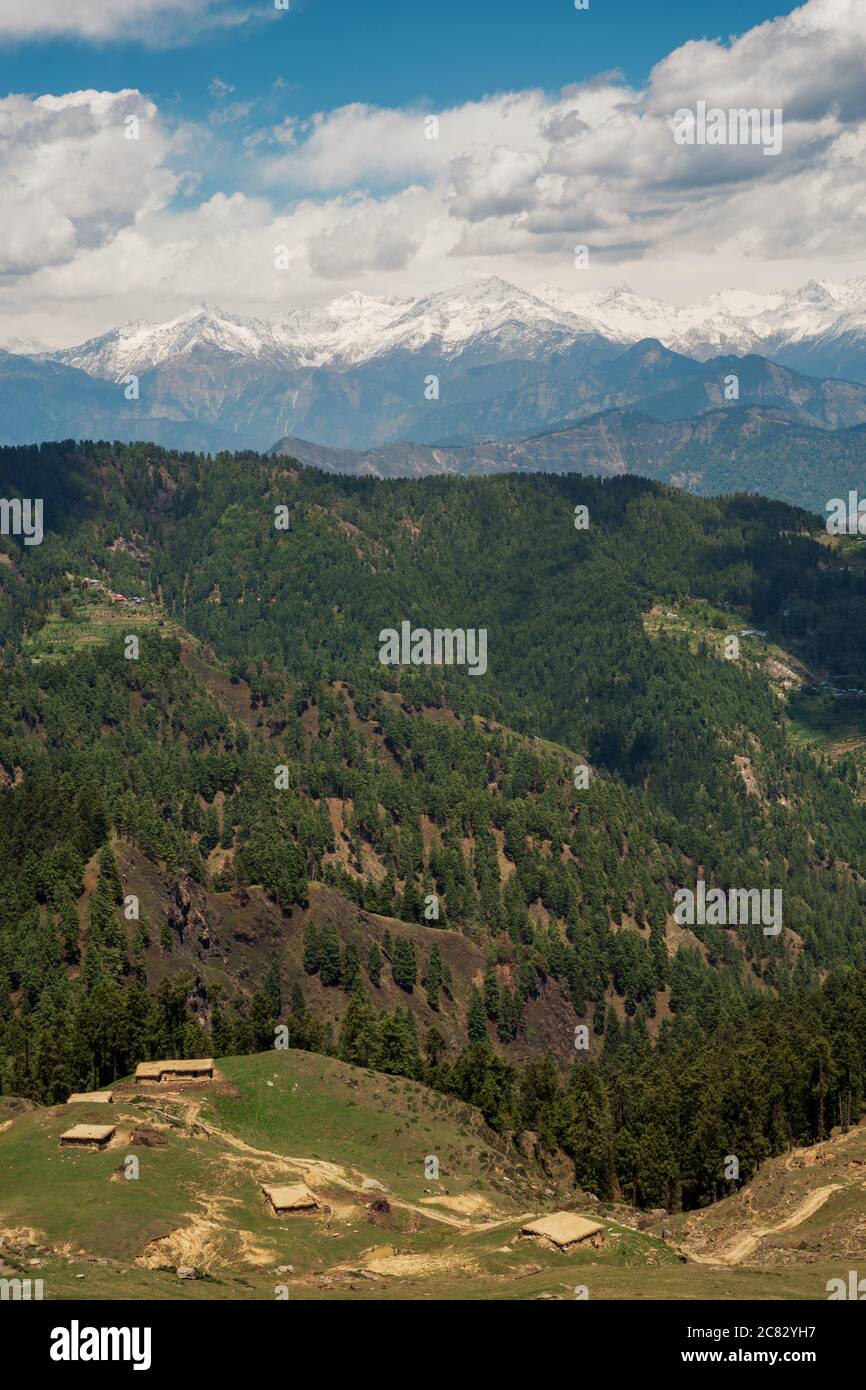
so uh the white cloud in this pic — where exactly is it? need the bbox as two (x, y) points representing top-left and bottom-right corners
(647, 0), (866, 122)
(260, 92), (548, 192)
(307, 189), (431, 277)
(4, 0), (866, 344)
(0, 0), (259, 45)
(0, 90), (178, 276)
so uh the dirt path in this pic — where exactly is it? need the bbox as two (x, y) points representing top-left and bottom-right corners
(163, 1092), (526, 1234)
(708, 1184), (842, 1266)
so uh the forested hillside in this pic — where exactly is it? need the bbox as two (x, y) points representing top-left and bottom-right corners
(274, 404), (866, 515)
(1, 439), (866, 1210)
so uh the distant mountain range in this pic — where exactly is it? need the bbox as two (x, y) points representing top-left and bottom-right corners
(536, 276), (866, 379)
(272, 405), (866, 515)
(43, 273), (866, 382)
(5, 274), (866, 512)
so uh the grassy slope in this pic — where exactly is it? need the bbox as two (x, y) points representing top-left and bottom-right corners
(1, 1051), (859, 1301)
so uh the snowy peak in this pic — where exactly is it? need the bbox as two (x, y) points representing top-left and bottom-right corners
(54, 304), (300, 379)
(533, 283), (674, 345)
(534, 277), (866, 361)
(50, 278), (602, 379)
(46, 273), (866, 381)
(373, 277), (602, 358)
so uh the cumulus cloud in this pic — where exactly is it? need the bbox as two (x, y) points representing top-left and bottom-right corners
(252, 0), (866, 277)
(4, 0), (866, 344)
(260, 92), (548, 192)
(0, 0), (256, 44)
(307, 195), (426, 277)
(0, 90), (178, 275)
(647, 0), (866, 122)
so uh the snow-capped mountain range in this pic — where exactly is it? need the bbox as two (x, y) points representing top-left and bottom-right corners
(535, 279), (866, 362)
(47, 274), (866, 380)
(50, 278), (595, 377)
(5, 273), (866, 462)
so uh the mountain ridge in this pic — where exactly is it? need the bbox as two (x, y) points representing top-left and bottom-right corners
(6, 273), (866, 506)
(270, 402), (866, 514)
(37, 272), (866, 381)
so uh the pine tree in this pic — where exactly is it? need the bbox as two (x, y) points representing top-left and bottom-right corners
(392, 937), (417, 992)
(342, 941), (360, 990)
(290, 981), (306, 1016)
(468, 987), (487, 1043)
(367, 941), (382, 986)
(484, 963), (501, 1021)
(265, 959), (282, 1015)
(97, 843), (123, 904)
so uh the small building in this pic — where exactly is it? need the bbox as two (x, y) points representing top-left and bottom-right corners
(134, 1062), (165, 1082)
(134, 1058), (214, 1083)
(262, 1183), (320, 1214)
(162, 1059), (214, 1078)
(66, 1091), (114, 1104)
(60, 1124), (116, 1150)
(520, 1212), (603, 1250)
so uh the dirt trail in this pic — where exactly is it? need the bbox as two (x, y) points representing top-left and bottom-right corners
(704, 1184), (842, 1266)
(158, 1092), (526, 1234)
(137, 1194), (275, 1272)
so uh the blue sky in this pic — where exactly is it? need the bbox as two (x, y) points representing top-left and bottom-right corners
(3, 1), (796, 124)
(1, 0), (863, 347)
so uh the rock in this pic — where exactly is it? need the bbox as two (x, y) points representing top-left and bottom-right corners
(131, 1127), (167, 1148)
(176, 1266), (198, 1280)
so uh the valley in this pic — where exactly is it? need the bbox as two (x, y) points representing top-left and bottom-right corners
(2, 441), (866, 1304)
(5, 0), (866, 1328)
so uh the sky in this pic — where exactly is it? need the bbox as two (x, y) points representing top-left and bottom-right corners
(0, 0), (864, 347)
